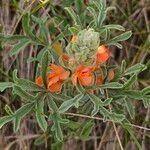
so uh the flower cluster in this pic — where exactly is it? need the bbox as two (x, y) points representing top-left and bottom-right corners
(36, 42), (113, 92)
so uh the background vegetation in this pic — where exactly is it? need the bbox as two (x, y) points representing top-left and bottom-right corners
(0, 0), (150, 150)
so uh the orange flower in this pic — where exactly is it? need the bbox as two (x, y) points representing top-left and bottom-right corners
(36, 76), (43, 87)
(71, 35), (78, 43)
(96, 74), (103, 85)
(72, 65), (94, 86)
(47, 64), (70, 92)
(96, 45), (110, 64)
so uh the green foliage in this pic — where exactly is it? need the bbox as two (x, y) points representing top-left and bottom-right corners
(13, 85), (35, 102)
(79, 121), (94, 140)
(35, 93), (47, 132)
(59, 94), (84, 113)
(0, 0), (149, 148)
(9, 39), (31, 56)
(13, 70), (44, 91)
(124, 63), (147, 75)
(13, 102), (34, 132)
(0, 82), (14, 92)
(0, 116), (14, 128)
(41, 50), (50, 87)
(99, 82), (123, 89)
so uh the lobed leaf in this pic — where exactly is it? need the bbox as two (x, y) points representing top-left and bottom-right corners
(0, 116), (14, 129)
(99, 82), (123, 89)
(13, 85), (35, 102)
(124, 63), (147, 75)
(79, 121), (94, 140)
(59, 94), (84, 113)
(13, 103), (34, 132)
(13, 70), (44, 92)
(0, 82), (14, 92)
(41, 50), (50, 87)
(123, 74), (137, 89)
(35, 94), (47, 132)
(103, 24), (125, 31)
(9, 39), (31, 56)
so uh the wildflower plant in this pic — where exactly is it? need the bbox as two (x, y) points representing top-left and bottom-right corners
(0, 0), (149, 149)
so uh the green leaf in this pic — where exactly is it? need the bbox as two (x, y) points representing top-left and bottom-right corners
(99, 82), (123, 89)
(9, 39), (31, 56)
(50, 114), (63, 141)
(123, 74), (137, 89)
(34, 134), (46, 146)
(4, 105), (14, 115)
(99, 106), (125, 122)
(0, 34), (29, 43)
(13, 85), (35, 102)
(52, 141), (64, 150)
(124, 63), (147, 75)
(13, 103), (34, 132)
(87, 7), (97, 26)
(142, 97), (150, 108)
(122, 123), (142, 150)
(41, 50), (50, 87)
(13, 70), (44, 91)
(142, 86), (150, 95)
(68, 26), (80, 35)
(107, 42), (123, 49)
(79, 121), (94, 140)
(59, 94), (84, 113)
(75, 0), (83, 13)
(92, 0), (106, 27)
(31, 15), (49, 44)
(120, 90), (143, 99)
(88, 93), (112, 116)
(121, 60), (126, 73)
(47, 94), (58, 112)
(103, 24), (125, 31)
(64, 120), (80, 130)
(0, 116), (14, 128)
(64, 7), (81, 26)
(22, 13), (36, 41)
(107, 31), (132, 44)
(123, 97), (135, 119)
(0, 82), (14, 92)
(35, 93), (47, 132)
(109, 112), (125, 122)
(50, 93), (71, 101)
(88, 93), (112, 106)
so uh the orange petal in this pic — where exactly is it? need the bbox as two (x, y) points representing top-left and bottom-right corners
(47, 75), (59, 86)
(96, 45), (110, 63)
(36, 76), (43, 87)
(49, 64), (64, 74)
(60, 71), (70, 80)
(48, 81), (62, 93)
(47, 72), (56, 80)
(96, 74), (103, 85)
(79, 75), (94, 86)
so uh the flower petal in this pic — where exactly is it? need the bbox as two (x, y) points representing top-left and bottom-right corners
(35, 76), (43, 87)
(48, 81), (62, 93)
(79, 75), (93, 86)
(60, 71), (70, 80)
